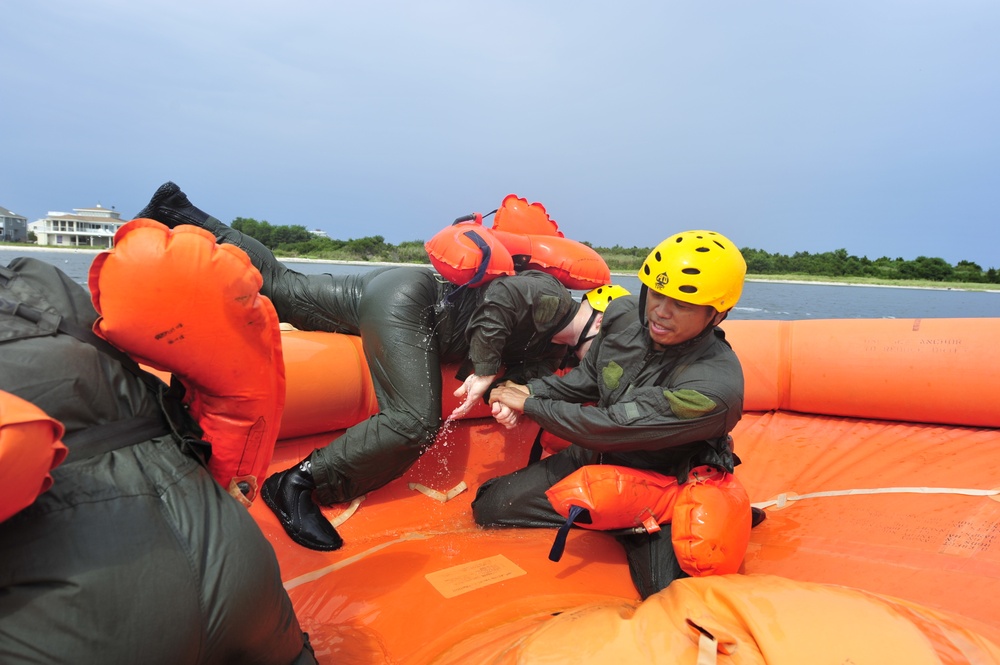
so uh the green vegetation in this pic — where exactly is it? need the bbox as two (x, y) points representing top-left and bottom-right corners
(8, 218), (996, 290)
(233, 218), (428, 264)
(247, 218), (1000, 288)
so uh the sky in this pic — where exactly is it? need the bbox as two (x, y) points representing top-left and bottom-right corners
(2, 1), (998, 269)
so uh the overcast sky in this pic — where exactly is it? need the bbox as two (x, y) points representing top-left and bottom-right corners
(3, 1), (998, 269)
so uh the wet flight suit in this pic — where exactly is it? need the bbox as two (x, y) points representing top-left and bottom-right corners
(472, 296), (745, 598)
(135, 183), (582, 504)
(0, 258), (314, 664)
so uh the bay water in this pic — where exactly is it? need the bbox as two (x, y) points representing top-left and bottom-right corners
(3, 247), (998, 321)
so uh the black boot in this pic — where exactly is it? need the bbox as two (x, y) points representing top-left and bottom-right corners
(261, 459), (344, 551)
(135, 181), (221, 231)
(751, 506), (767, 527)
(135, 181), (285, 292)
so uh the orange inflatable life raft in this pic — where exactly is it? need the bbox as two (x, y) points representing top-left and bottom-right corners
(425, 194), (611, 290)
(254, 317), (999, 662)
(88, 219), (285, 505)
(0, 390), (67, 522)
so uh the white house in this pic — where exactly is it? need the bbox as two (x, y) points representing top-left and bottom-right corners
(29, 204), (125, 248)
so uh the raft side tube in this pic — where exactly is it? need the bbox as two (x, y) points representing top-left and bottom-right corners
(724, 318), (1000, 428)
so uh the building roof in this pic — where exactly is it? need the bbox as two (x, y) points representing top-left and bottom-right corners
(0, 205), (27, 220)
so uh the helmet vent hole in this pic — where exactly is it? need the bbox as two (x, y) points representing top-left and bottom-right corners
(679, 285), (698, 294)
(696, 247), (709, 253)
(682, 268), (700, 275)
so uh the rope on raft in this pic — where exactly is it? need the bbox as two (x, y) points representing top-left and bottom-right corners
(754, 485), (1000, 512)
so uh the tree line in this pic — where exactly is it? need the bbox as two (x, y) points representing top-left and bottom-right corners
(232, 218), (999, 284)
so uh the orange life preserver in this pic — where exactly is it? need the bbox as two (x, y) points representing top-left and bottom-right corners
(546, 464), (680, 534)
(0, 390), (67, 522)
(88, 218), (285, 506)
(546, 464), (751, 576)
(426, 195), (611, 290)
(492, 230), (611, 290)
(424, 219), (516, 288)
(671, 465), (751, 576)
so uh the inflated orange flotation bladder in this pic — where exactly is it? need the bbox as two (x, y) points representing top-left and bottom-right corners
(546, 464), (680, 533)
(0, 390), (66, 522)
(427, 194), (611, 290)
(492, 229), (611, 290)
(546, 464), (751, 576)
(431, 574), (1000, 664)
(671, 465), (751, 576)
(424, 219), (516, 288)
(491, 193), (561, 236)
(88, 218), (285, 506)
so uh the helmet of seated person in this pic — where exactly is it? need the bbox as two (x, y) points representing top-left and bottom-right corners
(638, 230), (746, 313)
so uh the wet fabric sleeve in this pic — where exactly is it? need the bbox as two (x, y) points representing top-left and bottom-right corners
(465, 272), (575, 376)
(524, 329), (604, 403)
(524, 337), (741, 454)
(523, 390), (736, 453)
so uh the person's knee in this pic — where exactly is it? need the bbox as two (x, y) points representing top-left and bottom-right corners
(471, 477), (506, 526)
(391, 409), (441, 448)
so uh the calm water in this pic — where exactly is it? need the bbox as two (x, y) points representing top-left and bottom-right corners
(4, 248), (999, 321)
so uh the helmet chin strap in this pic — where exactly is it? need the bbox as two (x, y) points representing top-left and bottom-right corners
(638, 285), (649, 328)
(560, 307), (601, 369)
(574, 308), (601, 350)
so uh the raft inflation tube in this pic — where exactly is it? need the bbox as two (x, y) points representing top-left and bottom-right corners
(723, 317), (1000, 427)
(89, 219), (285, 505)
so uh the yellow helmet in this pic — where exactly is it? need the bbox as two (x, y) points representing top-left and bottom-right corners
(583, 284), (631, 312)
(638, 230), (746, 312)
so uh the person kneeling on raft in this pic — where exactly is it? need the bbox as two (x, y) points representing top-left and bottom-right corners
(476, 231), (760, 599)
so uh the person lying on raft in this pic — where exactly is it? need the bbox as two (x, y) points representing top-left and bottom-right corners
(136, 182), (627, 552)
(475, 231), (754, 599)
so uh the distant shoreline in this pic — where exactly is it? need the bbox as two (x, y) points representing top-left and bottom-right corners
(2, 243), (996, 294)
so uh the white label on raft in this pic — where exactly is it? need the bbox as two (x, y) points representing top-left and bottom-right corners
(425, 554), (527, 599)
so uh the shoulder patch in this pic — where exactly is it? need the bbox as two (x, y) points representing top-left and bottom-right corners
(534, 294), (562, 325)
(602, 361), (624, 390)
(663, 389), (717, 419)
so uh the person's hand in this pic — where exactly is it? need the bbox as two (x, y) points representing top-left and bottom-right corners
(491, 400), (520, 429)
(449, 373), (497, 420)
(488, 382), (530, 415)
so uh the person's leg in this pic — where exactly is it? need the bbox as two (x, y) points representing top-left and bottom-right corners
(472, 445), (597, 528)
(135, 181), (385, 333)
(309, 267), (445, 504)
(615, 526), (689, 600)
